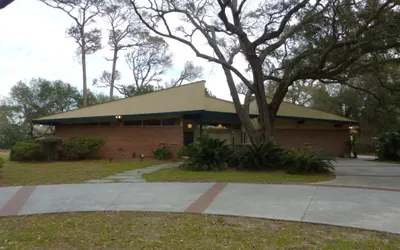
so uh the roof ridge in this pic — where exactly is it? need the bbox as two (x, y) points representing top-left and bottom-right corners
(35, 80), (206, 120)
(262, 97), (356, 122)
(204, 95), (235, 104)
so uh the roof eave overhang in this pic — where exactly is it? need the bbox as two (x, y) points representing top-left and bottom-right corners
(276, 115), (359, 125)
(32, 110), (205, 125)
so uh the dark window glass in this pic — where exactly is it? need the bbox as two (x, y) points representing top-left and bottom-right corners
(162, 118), (179, 126)
(68, 122), (110, 126)
(143, 119), (161, 126)
(232, 123), (241, 130)
(123, 120), (142, 126)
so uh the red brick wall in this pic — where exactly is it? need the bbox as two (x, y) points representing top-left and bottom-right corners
(55, 125), (183, 159)
(275, 129), (350, 157)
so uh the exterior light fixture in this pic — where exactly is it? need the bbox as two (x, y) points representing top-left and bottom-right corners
(349, 126), (353, 130)
(187, 123), (193, 129)
(217, 124), (223, 129)
(115, 115), (122, 119)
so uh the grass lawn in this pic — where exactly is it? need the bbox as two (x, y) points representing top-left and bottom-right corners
(0, 150), (9, 161)
(0, 212), (398, 249)
(0, 151), (156, 187)
(142, 167), (334, 184)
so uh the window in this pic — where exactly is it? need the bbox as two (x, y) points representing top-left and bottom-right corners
(68, 122), (110, 126)
(161, 118), (179, 126)
(143, 119), (161, 126)
(123, 120), (142, 126)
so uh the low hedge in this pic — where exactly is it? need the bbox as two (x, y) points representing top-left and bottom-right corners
(36, 136), (63, 161)
(153, 145), (171, 160)
(9, 136), (105, 162)
(10, 141), (45, 161)
(63, 136), (105, 160)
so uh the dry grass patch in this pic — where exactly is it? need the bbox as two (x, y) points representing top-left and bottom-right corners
(0, 151), (156, 186)
(0, 212), (398, 249)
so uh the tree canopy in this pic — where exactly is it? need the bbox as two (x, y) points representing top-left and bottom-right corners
(131, 0), (400, 146)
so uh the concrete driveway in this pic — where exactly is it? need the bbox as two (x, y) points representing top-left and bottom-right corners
(1, 183), (400, 234)
(319, 156), (400, 189)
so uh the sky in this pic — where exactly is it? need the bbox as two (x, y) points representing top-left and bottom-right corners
(0, 0), (239, 101)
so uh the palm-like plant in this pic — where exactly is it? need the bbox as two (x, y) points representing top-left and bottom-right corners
(284, 148), (336, 174)
(182, 135), (231, 171)
(235, 140), (286, 170)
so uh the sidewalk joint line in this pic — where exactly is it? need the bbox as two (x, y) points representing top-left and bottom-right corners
(301, 186), (318, 222)
(105, 183), (133, 211)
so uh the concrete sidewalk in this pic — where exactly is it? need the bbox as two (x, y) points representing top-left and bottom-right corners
(85, 162), (182, 183)
(1, 183), (400, 234)
(319, 157), (400, 189)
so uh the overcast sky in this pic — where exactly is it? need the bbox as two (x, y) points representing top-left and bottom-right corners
(0, 0), (239, 101)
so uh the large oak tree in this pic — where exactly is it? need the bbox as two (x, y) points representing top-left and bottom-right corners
(131, 0), (400, 146)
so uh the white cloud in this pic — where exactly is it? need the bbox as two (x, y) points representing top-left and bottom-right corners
(0, 0), (244, 101)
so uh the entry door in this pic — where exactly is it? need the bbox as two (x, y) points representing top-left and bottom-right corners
(184, 132), (194, 146)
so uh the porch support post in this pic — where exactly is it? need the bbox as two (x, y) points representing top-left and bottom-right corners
(199, 113), (204, 136)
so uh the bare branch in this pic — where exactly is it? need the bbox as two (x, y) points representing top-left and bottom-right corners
(253, 0), (309, 46)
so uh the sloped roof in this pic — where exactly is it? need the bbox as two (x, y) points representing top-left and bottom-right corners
(34, 80), (357, 124)
(35, 81), (206, 121)
(249, 98), (357, 123)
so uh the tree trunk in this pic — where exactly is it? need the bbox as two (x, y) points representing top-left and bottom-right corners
(220, 65), (260, 146)
(249, 58), (276, 143)
(109, 48), (118, 100)
(81, 45), (88, 107)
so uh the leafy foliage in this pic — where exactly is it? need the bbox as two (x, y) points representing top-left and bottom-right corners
(177, 145), (189, 158)
(284, 148), (335, 174)
(152, 145), (171, 160)
(10, 142), (45, 162)
(180, 135), (231, 171)
(63, 136), (105, 160)
(229, 140), (286, 170)
(9, 137), (63, 162)
(376, 131), (400, 161)
(0, 156), (4, 169)
(0, 124), (29, 149)
(132, 0), (400, 145)
(75, 89), (110, 108)
(36, 136), (63, 161)
(119, 84), (159, 97)
(6, 78), (80, 137)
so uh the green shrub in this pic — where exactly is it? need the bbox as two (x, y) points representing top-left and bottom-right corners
(229, 140), (286, 170)
(9, 142), (46, 161)
(153, 145), (171, 160)
(376, 131), (400, 161)
(344, 140), (352, 157)
(63, 136), (105, 160)
(284, 148), (335, 174)
(355, 137), (376, 154)
(180, 135), (231, 171)
(35, 136), (63, 161)
(177, 146), (189, 158)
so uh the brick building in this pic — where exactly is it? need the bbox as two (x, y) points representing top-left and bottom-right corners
(34, 81), (358, 158)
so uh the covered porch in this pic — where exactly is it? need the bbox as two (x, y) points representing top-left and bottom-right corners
(181, 111), (255, 146)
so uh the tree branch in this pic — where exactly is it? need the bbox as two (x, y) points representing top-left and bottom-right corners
(253, 0), (309, 46)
